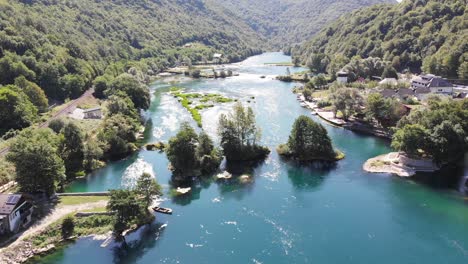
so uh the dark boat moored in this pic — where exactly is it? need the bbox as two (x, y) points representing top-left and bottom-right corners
(153, 206), (173, 215)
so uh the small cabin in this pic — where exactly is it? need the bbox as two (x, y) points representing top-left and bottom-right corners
(83, 107), (102, 119)
(336, 71), (348, 84)
(0, 194), (33, 234)
(213, 53), (223, 64)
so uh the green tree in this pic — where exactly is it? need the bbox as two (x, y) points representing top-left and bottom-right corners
(197, 132), (222, 174)
(106, 92), (139, 120)
(61, 216), (75, 239)
(279, 115), (337, 161)
(381, 66), (398, 79)
(59, 122), (85, 178)
(429, 121), (466, 164)
(93, 75), (112, 99)
(0, 85), (38, 134)
(83, 137), (104, 171)
(60, 74), (86, 99)
(107, 189), (147, 238)
(166, 122), (199, 175)
(391, 124), (430, 157)
(135, 173), (162, 208)
(99, 114), (139, 159)
(330, 88), (363, 120)
(14, 76), (48, 112)
(48, 118), (67, 134)
(108, 74), (150, 110)
(7, 128), (65, 196)
(218, 102), (269, 161)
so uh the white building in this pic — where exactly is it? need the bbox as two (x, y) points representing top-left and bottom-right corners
(411, 74), (453, 96)
(0, 194), (33, 234)
(83, 107), (102, 119)
(336, 71), (349, 84)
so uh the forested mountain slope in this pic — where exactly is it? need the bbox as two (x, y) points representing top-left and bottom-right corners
(294, 0), (467, 78)
(213, 0), (395, 47)
(0, 0), (263, 101)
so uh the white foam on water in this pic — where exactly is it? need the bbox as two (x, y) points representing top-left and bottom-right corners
(186, 243), (204, 248)
(152, 127), (165, 140)
(121, 158), (154, 188)
(223, 221), (238, 226)
(261, 157), (281, 182)
(212, 197), (222, 203)
(252, 259), (263, 264)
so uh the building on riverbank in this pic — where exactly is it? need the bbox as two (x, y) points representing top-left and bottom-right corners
(0, 194), (33, 234)
(411, 74), (454, 96)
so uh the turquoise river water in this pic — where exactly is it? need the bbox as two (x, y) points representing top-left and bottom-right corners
(39, 53), (468, 264)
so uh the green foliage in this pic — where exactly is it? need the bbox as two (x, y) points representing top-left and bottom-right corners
(391, 124), (430, 157)
(280, 115), (338, 161)
(48, 118), (66, 134)
(216, 0), (391, 47)
(59, 122), (85, 179)
(365, 93), (406, 127)
(99, 113), (139, 160)
(107, 189), (148, 237)
(107, 74), (150, 110)
(166, 123), (222, 177)
(7, 128), (65, 196)
(135, 173), (162, 208)
(218, 102), (270, 161)
(329, 88), (363, 120)
(166, 123), (199, 175)
(0, 85), (38, 135)
(392, 98), (468, 163)
(14, 76), (48, 112)
(296, 0), (467, 78)
(61, 216), (75, 239)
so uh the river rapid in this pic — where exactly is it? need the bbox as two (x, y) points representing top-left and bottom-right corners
(39, 53), (468, 264)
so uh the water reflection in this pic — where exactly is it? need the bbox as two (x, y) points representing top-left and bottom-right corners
(285, 160), (336, 191)
(112, 222), (167, 264)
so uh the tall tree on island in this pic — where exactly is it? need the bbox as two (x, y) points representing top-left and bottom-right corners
(277, 115), (342, 161)
(218, 102), (270, 161)
(135, 173), (162, 208)
(166, 122), (222, 177)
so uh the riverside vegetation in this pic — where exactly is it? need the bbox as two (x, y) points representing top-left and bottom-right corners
(294, 0), (467, 79)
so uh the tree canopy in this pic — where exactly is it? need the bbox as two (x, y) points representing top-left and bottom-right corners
(278, 115), (340, 161)
(7, 128), (65, 195)
(295, 0), (467, 78)
(218, 103), (270, 161)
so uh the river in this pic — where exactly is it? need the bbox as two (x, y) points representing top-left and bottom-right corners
(39, 53), (468, 264)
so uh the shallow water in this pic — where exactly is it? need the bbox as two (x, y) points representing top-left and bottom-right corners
(40, 53), (468, 264)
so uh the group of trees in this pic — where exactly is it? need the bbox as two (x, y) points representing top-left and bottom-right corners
(166, 123), (222, 177)
(365, 93), (407, 128)
(107, 173), (162, 238)
(391, 97), (467, 164)
(6, 118), (102, 195)
(218, 103), (270, 161)
(295, 0), (467, 79)
(329, 87), (363, 121)
(166, 103), (271, 179)
(278, 115), (341, 161)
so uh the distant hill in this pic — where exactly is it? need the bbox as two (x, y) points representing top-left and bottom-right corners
(294, 0), (467, 78)
(0, 0), (264, 100)
(212, 0), (395, 48)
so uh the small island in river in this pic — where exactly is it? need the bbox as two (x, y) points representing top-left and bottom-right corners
(277, 115), (344, 162)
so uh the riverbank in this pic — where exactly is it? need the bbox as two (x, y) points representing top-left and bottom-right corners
(0, 197), (109, 263)
(363, 152), (440, 177)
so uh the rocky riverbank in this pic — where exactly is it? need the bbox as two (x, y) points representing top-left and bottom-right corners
(363, 152), (439, 177)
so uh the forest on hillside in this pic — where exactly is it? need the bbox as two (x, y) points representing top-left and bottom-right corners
(294, 0), (467, 79)
(214, 0), (394, 48)
(0, 0), (264, 102)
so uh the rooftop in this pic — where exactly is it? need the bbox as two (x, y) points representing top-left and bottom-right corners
(0, 194), (22, 215)
(83, 107), (101, 113)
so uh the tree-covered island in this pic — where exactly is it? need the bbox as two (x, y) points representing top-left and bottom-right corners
(277, 115), (344, 162)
